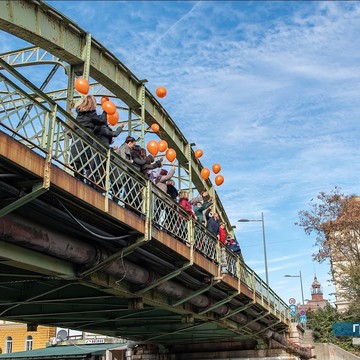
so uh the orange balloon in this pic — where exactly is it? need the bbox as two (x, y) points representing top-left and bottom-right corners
(212, 163), (221, 174)
(74, 78), (89, 95)
(147, 140), (159, 156)
(158, 140), (168, 152)
(101, 96), (109, 105)
(215, 174), (224, 186)
(151, 123), (160, 132)
(107, 111), (119, 126)
(201, 168), (210, 180)
(166, 148), (176, 162)
(102, 100), (116, 115)
(156, 86), (167, 98)
(195, 149), (203, 158)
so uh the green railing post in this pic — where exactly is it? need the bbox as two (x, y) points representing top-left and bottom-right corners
(140, 82), (146, 147)
(104, 148), (111, 212)
(144, 180), (153, 241)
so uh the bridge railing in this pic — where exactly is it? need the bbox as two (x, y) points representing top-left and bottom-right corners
(0, 62), (290, 322)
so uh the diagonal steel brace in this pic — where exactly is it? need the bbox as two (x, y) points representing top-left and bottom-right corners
(0, 181), (48, 217)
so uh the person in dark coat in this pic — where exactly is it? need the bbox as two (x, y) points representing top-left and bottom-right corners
(111, 136), (137, 207)
(70, 95), (107, 182)
(205, 207), (220, 236)
(131, 145), (162, 174)
(227, 236), (241, 254)
(166, 180), (178, 201)
(94, 122), (124, 148)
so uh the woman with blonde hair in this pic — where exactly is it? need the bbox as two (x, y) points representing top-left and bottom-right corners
(70, 94), (107, 184)
(178, 191), (198, 220)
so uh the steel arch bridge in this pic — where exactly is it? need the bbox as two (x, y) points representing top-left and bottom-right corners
(0, 1), (310, 358)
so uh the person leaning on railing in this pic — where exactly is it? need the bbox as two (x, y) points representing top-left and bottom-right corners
(205, 206), (220, 235)
(70, 95), (107, 182)
(112, 136), (137, 209)
(131, 145), (162, 174)
(114, 135), (136, 163)
(149, 165), (176, 228)
(194, 195), (213, 225)
(166, 180), (178, 201)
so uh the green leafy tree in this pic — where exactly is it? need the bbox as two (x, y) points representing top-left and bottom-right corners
(296, 187), (360, 317)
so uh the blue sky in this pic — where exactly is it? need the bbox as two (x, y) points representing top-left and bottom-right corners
(3, 0), (360, 306)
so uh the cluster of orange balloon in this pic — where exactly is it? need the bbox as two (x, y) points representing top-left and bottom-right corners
(201, 165), (224, 186)
(74, 77), (89, 95)
(212, 163), (224, 186)
(100, 96), (119, 126)
(146, 139), (176, 162)
(197, 148), (224, 186)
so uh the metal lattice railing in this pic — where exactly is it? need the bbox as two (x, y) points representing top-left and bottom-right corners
(0, 62), (291, 322)
(152, 189), (190, 241)
(193, 222), (218, 261)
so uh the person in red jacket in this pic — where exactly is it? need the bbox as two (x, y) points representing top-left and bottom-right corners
(217, 222), (227, 246)
(178, 191), (198, 220)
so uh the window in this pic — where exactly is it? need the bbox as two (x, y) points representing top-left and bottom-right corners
(5, 336), (12, 353)
(25, 335), (33, 351)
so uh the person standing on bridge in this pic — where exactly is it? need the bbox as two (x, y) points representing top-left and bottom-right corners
(205, 207), (220, 236)
(112, 136), (140, 211)
(150, 165), (176, 228)
(95, 122), (124, 148)
(194, 195), (213, 225)
(114, 135), (136, 163)
(131, 145), (162, 174)
(218, 222), (227, 246)
(166, 179), (178, 201)
(70, 95), (107, 184)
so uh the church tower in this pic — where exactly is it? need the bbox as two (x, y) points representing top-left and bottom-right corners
(298, 275), (329, 312)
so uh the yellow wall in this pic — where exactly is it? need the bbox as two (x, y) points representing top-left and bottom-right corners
(0, 322), (56, 354)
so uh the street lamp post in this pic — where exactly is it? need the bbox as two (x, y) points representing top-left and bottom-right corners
(238, 212), (269, 286)
(284, 270), (305, 305)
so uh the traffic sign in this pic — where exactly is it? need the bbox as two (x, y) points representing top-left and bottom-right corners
(299, 310), (306, 316)
(289, 304), (297, 316)
(299, 315), (307, 322)
(289, 298), (296, 305)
